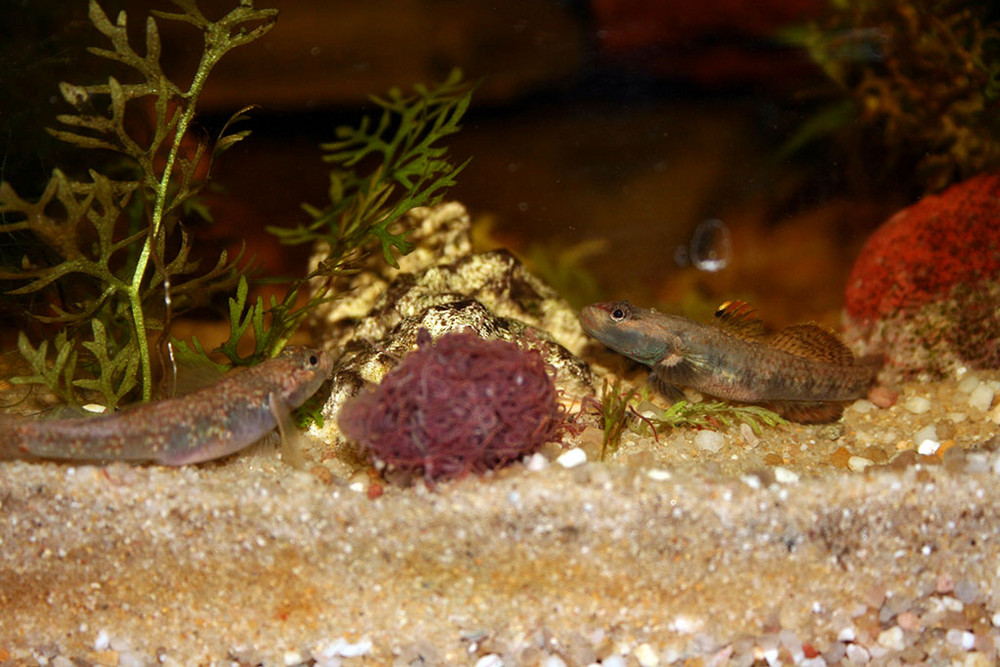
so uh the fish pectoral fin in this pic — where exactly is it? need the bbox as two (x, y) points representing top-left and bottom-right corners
(268, 392), (306, 469)
(769, 324), (856, 365)
(769, 400), (847, 423)
(714, 300), (766, 339)
(648, 374), (685, 402)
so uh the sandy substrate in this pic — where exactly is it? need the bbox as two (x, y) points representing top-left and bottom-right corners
(1, 371), (1000, 665)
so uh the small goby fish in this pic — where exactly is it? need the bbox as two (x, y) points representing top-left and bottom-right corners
(580, 300), (878, 423)
(0, 346), (332, 465)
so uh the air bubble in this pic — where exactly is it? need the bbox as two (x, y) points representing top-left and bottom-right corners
(689, 218), (731, 272)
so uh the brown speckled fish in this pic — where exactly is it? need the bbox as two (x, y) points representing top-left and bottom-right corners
(0, 346), (332, 465)
(580, 300), (878, 423)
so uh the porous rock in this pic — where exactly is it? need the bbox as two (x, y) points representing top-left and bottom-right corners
(307, 202), (593, 454)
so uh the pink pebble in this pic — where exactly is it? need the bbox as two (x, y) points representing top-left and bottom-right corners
(868, 385), (899, 409)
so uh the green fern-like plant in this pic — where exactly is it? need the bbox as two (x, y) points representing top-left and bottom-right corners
(0, 0), (276, 408)
(196, 70), (474, 367)
(271, 68), (472, 267)
(592, 378), (787, 459)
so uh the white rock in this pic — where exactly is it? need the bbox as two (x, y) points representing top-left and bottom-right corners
(634, 643), (659, 667)
(877, 626), (905, 651)
(773, 467), (799, 484)
(646, 469), (672, 481)
(837, 626), (856, 642)
(524, 452), (549, 472)
(475, 655), (504, 667)
(556, 447), (587, 468)
(958, 374), (981, 393)
(319, 637), (372, 658)
(917, 439), (941, 455)
(969, 384), (996, 412)
(946, 629), (976, 650)
(845, 643), (870, 664)
(914, 424), (938, 443)
(694, 430), (725, 452)
(904, 396), (932, 414)
(850, 399), (876, 413)
(848, 456), (873, 472)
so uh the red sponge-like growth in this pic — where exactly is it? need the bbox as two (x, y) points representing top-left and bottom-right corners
(845, 171), (1000, 325)
(338, 330), (563, 482)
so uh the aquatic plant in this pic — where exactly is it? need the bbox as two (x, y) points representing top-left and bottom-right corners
(783, 0), (1000, 191)
(198, 68), (473, 367)
(338, 330), (565, 483)
(1, 0), (472, 408)
(591, 379), (787, 459)
(0, 0), (276, 408)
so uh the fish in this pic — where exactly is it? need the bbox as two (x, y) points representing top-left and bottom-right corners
(579, 300), (878, 422)
(0, 346), (332, 465)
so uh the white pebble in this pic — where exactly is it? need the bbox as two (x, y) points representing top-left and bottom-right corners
(284, 651), (304, 666)
(917, 439), (941, 456)
(319, 637), (372, 658)
(475, 655), (504, 667)
(877, 626), (905, 651)
(694, 430), (725, 452)
(524, 452), (549, 472)
(850, 399), (876, 413)
(968, 384), (995, 412)
(540, 657), (566, 667)
(634, 643), (659, 667)
(941, 595), (965, 612)
(646, 468), (672, 481)
(94, 630), (110, 651)
(556, 447), (587, 468)
(904, 396), (932, 414)
(958, 374), (981, 393)
(848, 456), (873, 472)
(837, 626), (856, 642)
(948, 412), (969, 423)
(773, 467), (799, 484)
(601, 656), (627, 667)
(740, 422), (759, 448)
(914, 424), (938, 443)
(992, 612), (1000, 627)
(845, 643), (870, 663)
(946, 629), (976, 650)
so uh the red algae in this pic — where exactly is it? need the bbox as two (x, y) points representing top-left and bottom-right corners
(338, 330), (564, 482)
(845, 172), (1000, 325)
(844, 172), (1000, 378)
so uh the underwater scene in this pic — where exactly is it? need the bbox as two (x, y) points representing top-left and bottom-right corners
(0, 0), (999, 663)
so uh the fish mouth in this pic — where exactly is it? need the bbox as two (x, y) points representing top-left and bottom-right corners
(578, 305), (603, 337)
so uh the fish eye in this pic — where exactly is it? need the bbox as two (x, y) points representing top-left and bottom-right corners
(308, 354), (319, 366)
(610, 304), (629, 321)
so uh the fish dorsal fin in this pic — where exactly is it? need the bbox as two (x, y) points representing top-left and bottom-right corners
(769, 323), (856, 365)
(714, 300), (765, 339)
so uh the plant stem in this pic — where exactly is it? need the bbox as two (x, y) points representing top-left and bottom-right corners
(127, 46), (218, 401)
